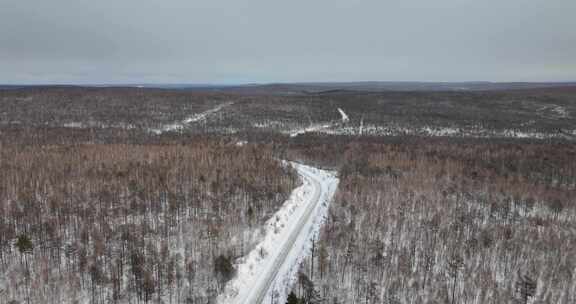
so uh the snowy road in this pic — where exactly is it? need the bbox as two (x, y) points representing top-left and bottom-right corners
(219, 163), (338, 304)
(289, 108), (349, 137)
(150, 102), (233, 134)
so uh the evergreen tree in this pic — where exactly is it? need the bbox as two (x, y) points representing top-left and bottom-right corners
(14, 234), (33, 268)
(15, 234), (33, 256)
(214, 254), (236, 290)
(286, 291), (300, 304)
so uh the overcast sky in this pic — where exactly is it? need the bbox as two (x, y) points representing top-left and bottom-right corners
(1, 0), (575, 84)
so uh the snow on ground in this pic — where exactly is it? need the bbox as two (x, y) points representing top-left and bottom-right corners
(182, 102), (233, 124)
(288, 123), (334, 137)
(536, 104), (571, 119)
(421, 126), (461, 136)
(63, 122), (85, 128)
(305, 123), (576, 141)
(252, 121), (286, 129)
(150, 102), (233, 134)
(288, 108), (349, 137)
(218, 162), (338, 304)
(62, 121), (136, 129)
(337, 108), (350, 123)
(550, 105), (570, 118)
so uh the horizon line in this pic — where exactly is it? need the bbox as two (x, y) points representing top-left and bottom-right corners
(2, 80), (576, 87)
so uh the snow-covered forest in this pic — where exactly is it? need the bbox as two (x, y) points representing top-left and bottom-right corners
(1, 87), (575, 142)
(289, 139), (576, 303)
(0, 141), (297, 304)
(0, 86), (575, 304)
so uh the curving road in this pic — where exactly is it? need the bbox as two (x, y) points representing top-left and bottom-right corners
(239, 164), (327, 304)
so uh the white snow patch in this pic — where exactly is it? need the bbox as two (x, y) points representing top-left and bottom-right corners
(288, 123), (334, 137)
(183, 102), (232, 123)
(551, 105), (569, 118)
(337, 108), (350, 123)
(287, 108), (349, 137)
(252, 121), (286, 129)
(289, 122), (576, 141)
(536, 104), (571, 119)
(150, 102), (233, 134)
(62, 121), (136, 130)
(63, 122), (85, 128)
(421, 126), (461, 136)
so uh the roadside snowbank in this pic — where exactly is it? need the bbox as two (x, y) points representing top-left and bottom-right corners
(218, 163), (338, 304)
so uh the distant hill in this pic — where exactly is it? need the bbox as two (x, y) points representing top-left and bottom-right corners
(126, 81), (576, 94)
(2, 81), (576, 95)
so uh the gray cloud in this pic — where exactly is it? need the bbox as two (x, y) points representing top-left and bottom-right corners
(1, 0), (575, 83)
